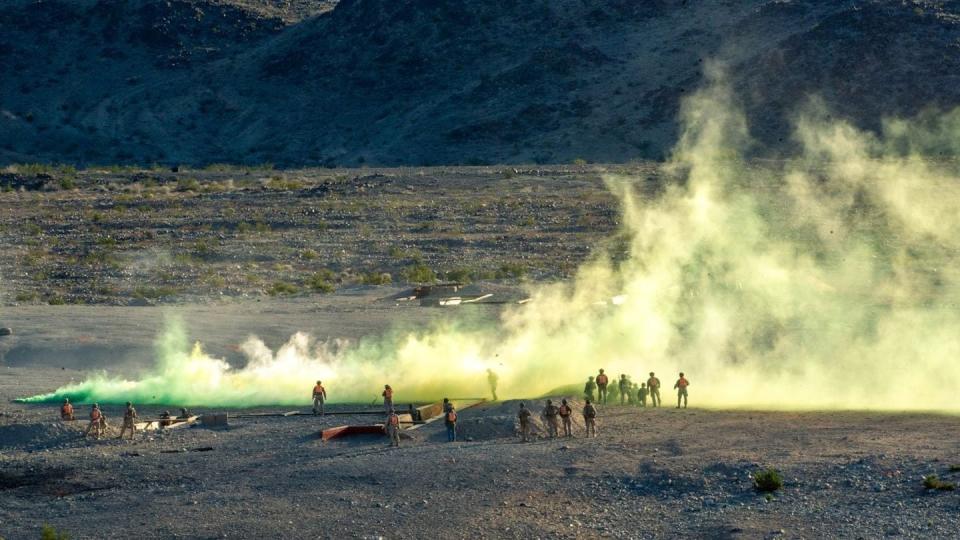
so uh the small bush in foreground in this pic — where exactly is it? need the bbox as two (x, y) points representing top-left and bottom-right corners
(753, 468), (783, 492)
(923, 475), (955, 491)
(41, 524), (70, 540)
(948, 464), (960, 473)
(267, 281), (298, 296)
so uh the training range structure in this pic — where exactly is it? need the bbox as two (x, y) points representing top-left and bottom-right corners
(320, 399), (486, 441)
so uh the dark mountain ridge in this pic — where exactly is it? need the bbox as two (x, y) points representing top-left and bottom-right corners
(1, 0), (958, 166)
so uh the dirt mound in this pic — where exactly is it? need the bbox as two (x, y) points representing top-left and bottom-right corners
(456, 397), (586, 441)
(0, 422), (78, 449)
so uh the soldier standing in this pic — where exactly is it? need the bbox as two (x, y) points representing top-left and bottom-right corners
(312, 380), (327, 415)
(558, 398), (573, 437)
(584, 376), (596, 402)
(542, 400), (560, 438)
(443, 398), (458, 442)
(583, 399), (598, 437)
(60, 398), (74, 421)
(486, 368), (499, 401)
(619, 375), (630, 405)
(386, 408), (401, 447)
(84, 404), (103, 439)
(596, 369), (609, 404)
(647, 372), (661, 407)
(674, 372), (690, 408)
(118, 402), (138, 440)
(382, 384), (394, 414)
(517, 402), (532, 442)
(638, 383), (648, 407)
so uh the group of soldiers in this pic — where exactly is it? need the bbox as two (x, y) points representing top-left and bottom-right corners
(60, 370), (688, 446)
(60, 398), (191, 440)
(517, 398), (597, 442)
(312, 369), (690, 447)
(584, 369), (690, 409)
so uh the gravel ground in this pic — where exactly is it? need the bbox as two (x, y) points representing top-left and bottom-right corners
(2, 358), (959, 539)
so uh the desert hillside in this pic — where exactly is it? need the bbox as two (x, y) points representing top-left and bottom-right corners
(1, 0), (959, 166)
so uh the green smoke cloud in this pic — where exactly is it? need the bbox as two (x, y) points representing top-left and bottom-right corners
(20, 71), (960, 410)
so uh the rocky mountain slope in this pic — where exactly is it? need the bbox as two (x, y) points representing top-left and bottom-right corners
(1, 0), (958, 166)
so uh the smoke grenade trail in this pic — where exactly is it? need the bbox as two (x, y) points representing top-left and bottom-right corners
(19, 72), (960, 410)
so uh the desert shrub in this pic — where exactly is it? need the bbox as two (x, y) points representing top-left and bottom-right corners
(203, 273), (226, 288)
(267, 281), (298, 296)
(948, 464), (960, 473)
(236, 221), (270, 234)
(359, 272), (392, 285)
(389, 246), (423, 262)
(15, 291), (37, 302)
(306, 270), (336, 293)
(753, 468), (783, 492)
(46, 295), (66, 306)
(444, 268), (473, 284)
(401, 263), (436, 284)
(41, 524), (70, 540)
(176, 178), (201, 192)
(58, 177), (77, 190)
(193, 239), (215, 258)
(496, 262), (527, 279)
(15, 163), (76, 177)
(923, 475), (956, 491)
(265, 176), (304, 191)
(573, 158), (588, 166)
(300, 249), (318, 260)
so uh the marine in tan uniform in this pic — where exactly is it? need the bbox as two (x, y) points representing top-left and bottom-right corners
(542, 400), (560, 438)
(558, 399), (573, 437)
(674, 372), (690, 408)
(386, 409), (401, 447)
(84, 404), (103, 439)
(517, 402), (532, 442)
(117, 402), (138, 440)
(583, 400), (598, 437)
(60, 398), (74, 421)
(647, 372), (661, 407)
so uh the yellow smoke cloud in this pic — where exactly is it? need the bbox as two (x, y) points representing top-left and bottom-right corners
(22, 71), (960, 411)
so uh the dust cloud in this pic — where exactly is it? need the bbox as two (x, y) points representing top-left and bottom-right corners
(21, 72), (960, 410)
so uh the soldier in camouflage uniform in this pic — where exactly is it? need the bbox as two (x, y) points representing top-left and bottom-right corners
(117, 402), (138, 440)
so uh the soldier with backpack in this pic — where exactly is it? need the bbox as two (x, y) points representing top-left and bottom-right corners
(312, 380), (327, 415)
(84, 404), (103, 439)
(596, 369), (610, 404)
(674, 372), (690, 408)
(647, 372), (661, 407)
(583, 399), (598, 437)
(118, 401), (138, 440)
(619, 374), (631, 405)
(382, 384), (394, 414)
(542, 399), (560, 438)
(517, 402), (532, 442)
(584, 376), (597, 401)
(60, 398), (74, 421)
(558, 399), (573, 437)
(386, 408), (401, 447)
(443, 398), (458, 442)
